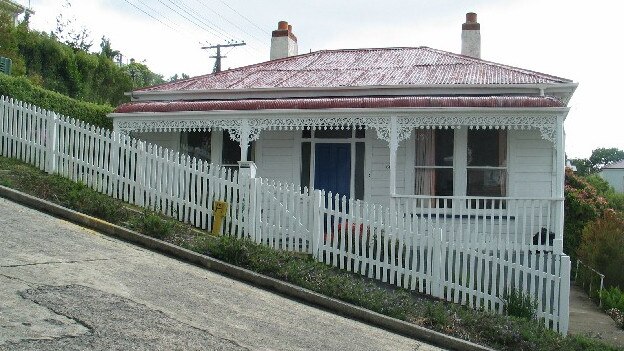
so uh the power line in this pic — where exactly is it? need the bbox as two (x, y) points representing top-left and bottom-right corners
(121, 0), (177, 31)
(161, 0), (233, 44)
(188, 0), (267, 48)
(216, 0), (271, 35)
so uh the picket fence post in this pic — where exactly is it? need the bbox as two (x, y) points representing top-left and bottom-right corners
(238, 161), (257, 241)
(44, 112), (58, 174)
(431, 228), (444, 299)
(558, 256), (571, 335)
(311, 189), (323, 260)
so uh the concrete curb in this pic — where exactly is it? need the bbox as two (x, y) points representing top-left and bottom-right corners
(0, 185), (495, 351)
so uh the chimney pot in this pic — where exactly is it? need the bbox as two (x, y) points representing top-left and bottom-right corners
(466, 12), (477, 23)
(278, 21), (288, 30)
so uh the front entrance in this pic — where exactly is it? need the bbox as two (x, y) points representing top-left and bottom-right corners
(314, 143), (351, 198)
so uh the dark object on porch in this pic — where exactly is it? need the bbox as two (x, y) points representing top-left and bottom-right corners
(533, 227), (555, 247)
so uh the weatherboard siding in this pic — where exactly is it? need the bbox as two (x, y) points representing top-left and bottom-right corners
(508, 129), (554, 198)
(369, 136), (407, 205)
(255, 130), (298, 185)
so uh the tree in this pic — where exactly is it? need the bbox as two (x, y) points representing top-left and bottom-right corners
(53, 1), (93, 52)
(99, 36), (120, 60)
(569, 158), (593, 176)
(123, 59), (165, 88)
(168, 73), (190, 82)
(570, 147), (624, 175)
(589, 148), (624, 170)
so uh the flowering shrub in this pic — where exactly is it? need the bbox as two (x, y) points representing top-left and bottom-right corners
(606, 308), (624, 329)
(564, 168), (609, 258)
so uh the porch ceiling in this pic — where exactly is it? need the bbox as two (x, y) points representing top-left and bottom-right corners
(114, 96), (563, 114)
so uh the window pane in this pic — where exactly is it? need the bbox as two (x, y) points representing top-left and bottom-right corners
(467, 130), (507, 167)
(415, 129), (453, 167)
(222, 131), (253, 165)
(181, 131), (211, 162)
(467, 169), (507, 197)
(355, 142), (365, 200)
(415, 168), (453, 196)
(314, 128), (352, 139)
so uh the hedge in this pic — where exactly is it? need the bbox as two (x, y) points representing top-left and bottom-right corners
(0, 73), (113, 129)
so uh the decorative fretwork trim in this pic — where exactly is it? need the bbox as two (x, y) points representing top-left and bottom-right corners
(115, 112), (560, 143)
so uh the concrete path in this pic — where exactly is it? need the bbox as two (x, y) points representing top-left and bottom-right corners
(568, 282), (624, 349)
(0, 197), (444, 351)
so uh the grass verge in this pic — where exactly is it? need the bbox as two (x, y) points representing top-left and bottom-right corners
(0, 156), (621, 351)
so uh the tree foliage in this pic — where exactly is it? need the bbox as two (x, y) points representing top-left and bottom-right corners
(0, 4), (166, 107)
(123, 59), (165, 89)
(589, 148), (624, 170)
(0, 74), (113, 129)
(570, 147), (624, 175)
(577, 210), (624, 289)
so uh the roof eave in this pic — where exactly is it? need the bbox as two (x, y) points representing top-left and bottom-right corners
(126, 83), (578, 102)
(109, 106), (570, 119)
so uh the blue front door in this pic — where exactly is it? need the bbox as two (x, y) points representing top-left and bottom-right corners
(314, 143), (351, 198)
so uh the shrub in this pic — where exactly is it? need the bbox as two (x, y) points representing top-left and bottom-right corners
(577, 211), (624, 289)
(606, 192), (624, 212)
(133, 211), (175, 239)
(0, 74), (113, 129)
(564, 169), (609, 259)
(503, 288), (538, 320)
(63, 181), (127, 223)
(601, 287), (624, 312)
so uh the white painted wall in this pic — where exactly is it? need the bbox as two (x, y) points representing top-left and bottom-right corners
(368, 136), (407, 206)
(508, 129), (554, 198)
(255, 130), (298, 185)
(600, 169), (624, 193)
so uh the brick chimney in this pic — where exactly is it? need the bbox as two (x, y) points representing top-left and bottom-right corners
(461, 12), (481, 59)
(270, 21), (298, 60)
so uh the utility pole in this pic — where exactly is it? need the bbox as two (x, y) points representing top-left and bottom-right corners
(201, 42), (246, 73)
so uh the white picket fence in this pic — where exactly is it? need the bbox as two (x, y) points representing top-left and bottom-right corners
(0, 96), (570, 334)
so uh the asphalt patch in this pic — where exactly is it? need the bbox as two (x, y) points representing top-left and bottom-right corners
(4, 285), (248, 351)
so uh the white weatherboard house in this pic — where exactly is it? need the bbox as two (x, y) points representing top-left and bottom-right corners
(600, 160), (624, 193)
(111, 13), (575, 249)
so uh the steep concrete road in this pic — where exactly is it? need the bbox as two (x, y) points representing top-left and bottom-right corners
(0, 197), (444, 351)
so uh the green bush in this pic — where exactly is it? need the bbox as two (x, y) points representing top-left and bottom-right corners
(0, 74), (113, 129)
(601, 287), (624, 312)
(132, 211), (175, 239)
(64, 181), (126, 222)
(606, 192), (624, 212)
(577, 211), (624, 290)
(564, 169), (609, 259)
(503, 288), (538, 320)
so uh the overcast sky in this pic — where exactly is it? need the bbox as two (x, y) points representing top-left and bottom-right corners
(15, 0), (624, 159)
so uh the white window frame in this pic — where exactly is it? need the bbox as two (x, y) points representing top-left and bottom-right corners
(413, 128), (509, 198)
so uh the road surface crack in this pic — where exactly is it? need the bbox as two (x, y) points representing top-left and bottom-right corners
(0, 258), (114, 268)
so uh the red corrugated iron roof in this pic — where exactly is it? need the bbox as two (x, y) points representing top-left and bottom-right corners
(136, 47), (571, 93)
(114, 96), (563, 113)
